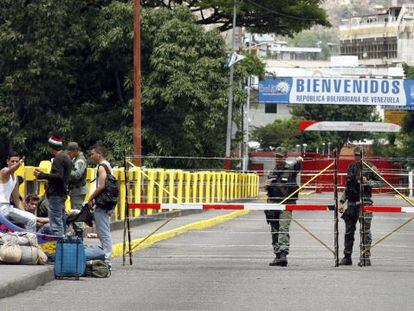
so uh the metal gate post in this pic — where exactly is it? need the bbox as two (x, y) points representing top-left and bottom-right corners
(333, 148), (339, 267)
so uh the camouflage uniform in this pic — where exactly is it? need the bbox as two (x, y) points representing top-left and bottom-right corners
(340, 161), (379, 262)
(265, 160), (302, 256)
(69, 152), (88, 235)
(69, 152), (88, 210)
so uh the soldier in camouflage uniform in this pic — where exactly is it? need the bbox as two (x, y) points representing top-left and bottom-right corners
(265, 147), (303, 267)
(67, 142), (88, 236)
(339, 147), (381, 267)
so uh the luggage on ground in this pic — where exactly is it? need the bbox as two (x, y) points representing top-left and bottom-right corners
(54, 236), (86, 279)
(0, 232), (47, 265)
(85, 260), (110, 278)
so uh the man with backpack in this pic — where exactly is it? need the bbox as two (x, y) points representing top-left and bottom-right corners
(87, 143), (118, 270)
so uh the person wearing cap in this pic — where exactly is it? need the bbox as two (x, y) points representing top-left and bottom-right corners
(339, 147), (380, 266)
(67, 142), (88, 237)
(67, 142), (88, 209)
(34, 134), (72, 237)
(265, 146), (303, 267)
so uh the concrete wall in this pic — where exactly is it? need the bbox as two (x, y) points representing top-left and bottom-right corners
(249, 104), (293, 129)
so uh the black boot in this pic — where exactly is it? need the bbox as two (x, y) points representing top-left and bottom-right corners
(358, 257), (371, 267)
(278, 253), (288, 267)
(339, 256), (352, 266)
(269, 253), (280, 266)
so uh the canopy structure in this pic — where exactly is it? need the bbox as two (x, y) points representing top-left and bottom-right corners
(299, 120), (401, 132)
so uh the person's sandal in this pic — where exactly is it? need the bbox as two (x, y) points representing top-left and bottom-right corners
(87, 233), (98, 238)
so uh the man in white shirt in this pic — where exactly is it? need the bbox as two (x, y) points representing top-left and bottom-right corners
(0, 152), (36, 232)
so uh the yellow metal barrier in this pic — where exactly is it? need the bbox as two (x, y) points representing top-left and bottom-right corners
(17, 162), (259, 221)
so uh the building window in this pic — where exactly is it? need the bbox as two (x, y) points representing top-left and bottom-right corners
(265, 104), (277, 114)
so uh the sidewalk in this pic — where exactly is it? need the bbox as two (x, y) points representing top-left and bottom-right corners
(0, 209), (247, 299)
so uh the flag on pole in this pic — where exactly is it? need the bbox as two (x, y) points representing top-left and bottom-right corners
(226, 52), (246, 67)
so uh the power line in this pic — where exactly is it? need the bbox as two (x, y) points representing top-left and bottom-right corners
(244, 0), (322, 22)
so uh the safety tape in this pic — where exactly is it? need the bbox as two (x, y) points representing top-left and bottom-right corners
(128, 203), (335, 211)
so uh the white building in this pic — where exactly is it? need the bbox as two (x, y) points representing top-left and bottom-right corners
(339, 4), (414, 66)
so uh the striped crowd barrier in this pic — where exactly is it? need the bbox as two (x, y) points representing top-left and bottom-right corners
(128, 203), (335, 211)
(363, 206), (414, 213)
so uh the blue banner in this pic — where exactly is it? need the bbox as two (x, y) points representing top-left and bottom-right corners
(259, 77), (414, 106)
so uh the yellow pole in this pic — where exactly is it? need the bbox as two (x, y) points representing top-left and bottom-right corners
(198, 172), (205, 203)
(192, 173), (198, 203)
(216, 173), (221, 202)
(230, 173), (235, 200)
(176, 170), (184, 204)
(146, 169), (155, 215)
(205, 171), (211, 203)
(116, 168), (126, 221)
(157, 169), (165, 211)
(167, 170), (175, 210)
(133, 167), (142, 217)
(211, 172), (217, 203)
(184, 171), (191, 202)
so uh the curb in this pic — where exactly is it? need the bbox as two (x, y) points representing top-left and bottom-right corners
(0, 266), (54, 300)
(112, 210), (251, 257)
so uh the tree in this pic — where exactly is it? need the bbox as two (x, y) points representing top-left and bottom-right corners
(0, 2), (264, 167)
(251, 118), (301, 150)
(142, 0), (330, 34)
(0, 0), (91, 163)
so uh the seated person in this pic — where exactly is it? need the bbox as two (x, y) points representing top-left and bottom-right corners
(0, 152), (36, 232)
(24, 194), (87, 236)
(24, 194), (50, 232)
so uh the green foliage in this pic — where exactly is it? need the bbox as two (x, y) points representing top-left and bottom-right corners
(142, 0), (330, 34)
(0, 0), (91, 164)
(251, 118), (301, 150)
(0, 2), (260, 167)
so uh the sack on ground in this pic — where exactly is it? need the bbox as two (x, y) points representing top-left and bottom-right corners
(85, 260), (110, 278)
(0, 243), (22, 263)
(19, 246), (48, 265)
(0, 232), (38, 247)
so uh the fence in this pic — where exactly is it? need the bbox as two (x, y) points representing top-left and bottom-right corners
(15, 161), (260, 222)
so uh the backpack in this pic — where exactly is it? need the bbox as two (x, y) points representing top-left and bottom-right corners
(95, 164), (119, 210)
(85, 260), (111, 278)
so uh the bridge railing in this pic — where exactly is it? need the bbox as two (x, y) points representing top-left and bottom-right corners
(15, 162), (260, 221)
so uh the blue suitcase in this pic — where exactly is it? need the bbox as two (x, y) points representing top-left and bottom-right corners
(54, 237), (86, 280)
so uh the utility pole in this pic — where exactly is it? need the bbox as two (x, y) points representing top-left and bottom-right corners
(225, 0), (237, 170)
(133, 0), (142, 166)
